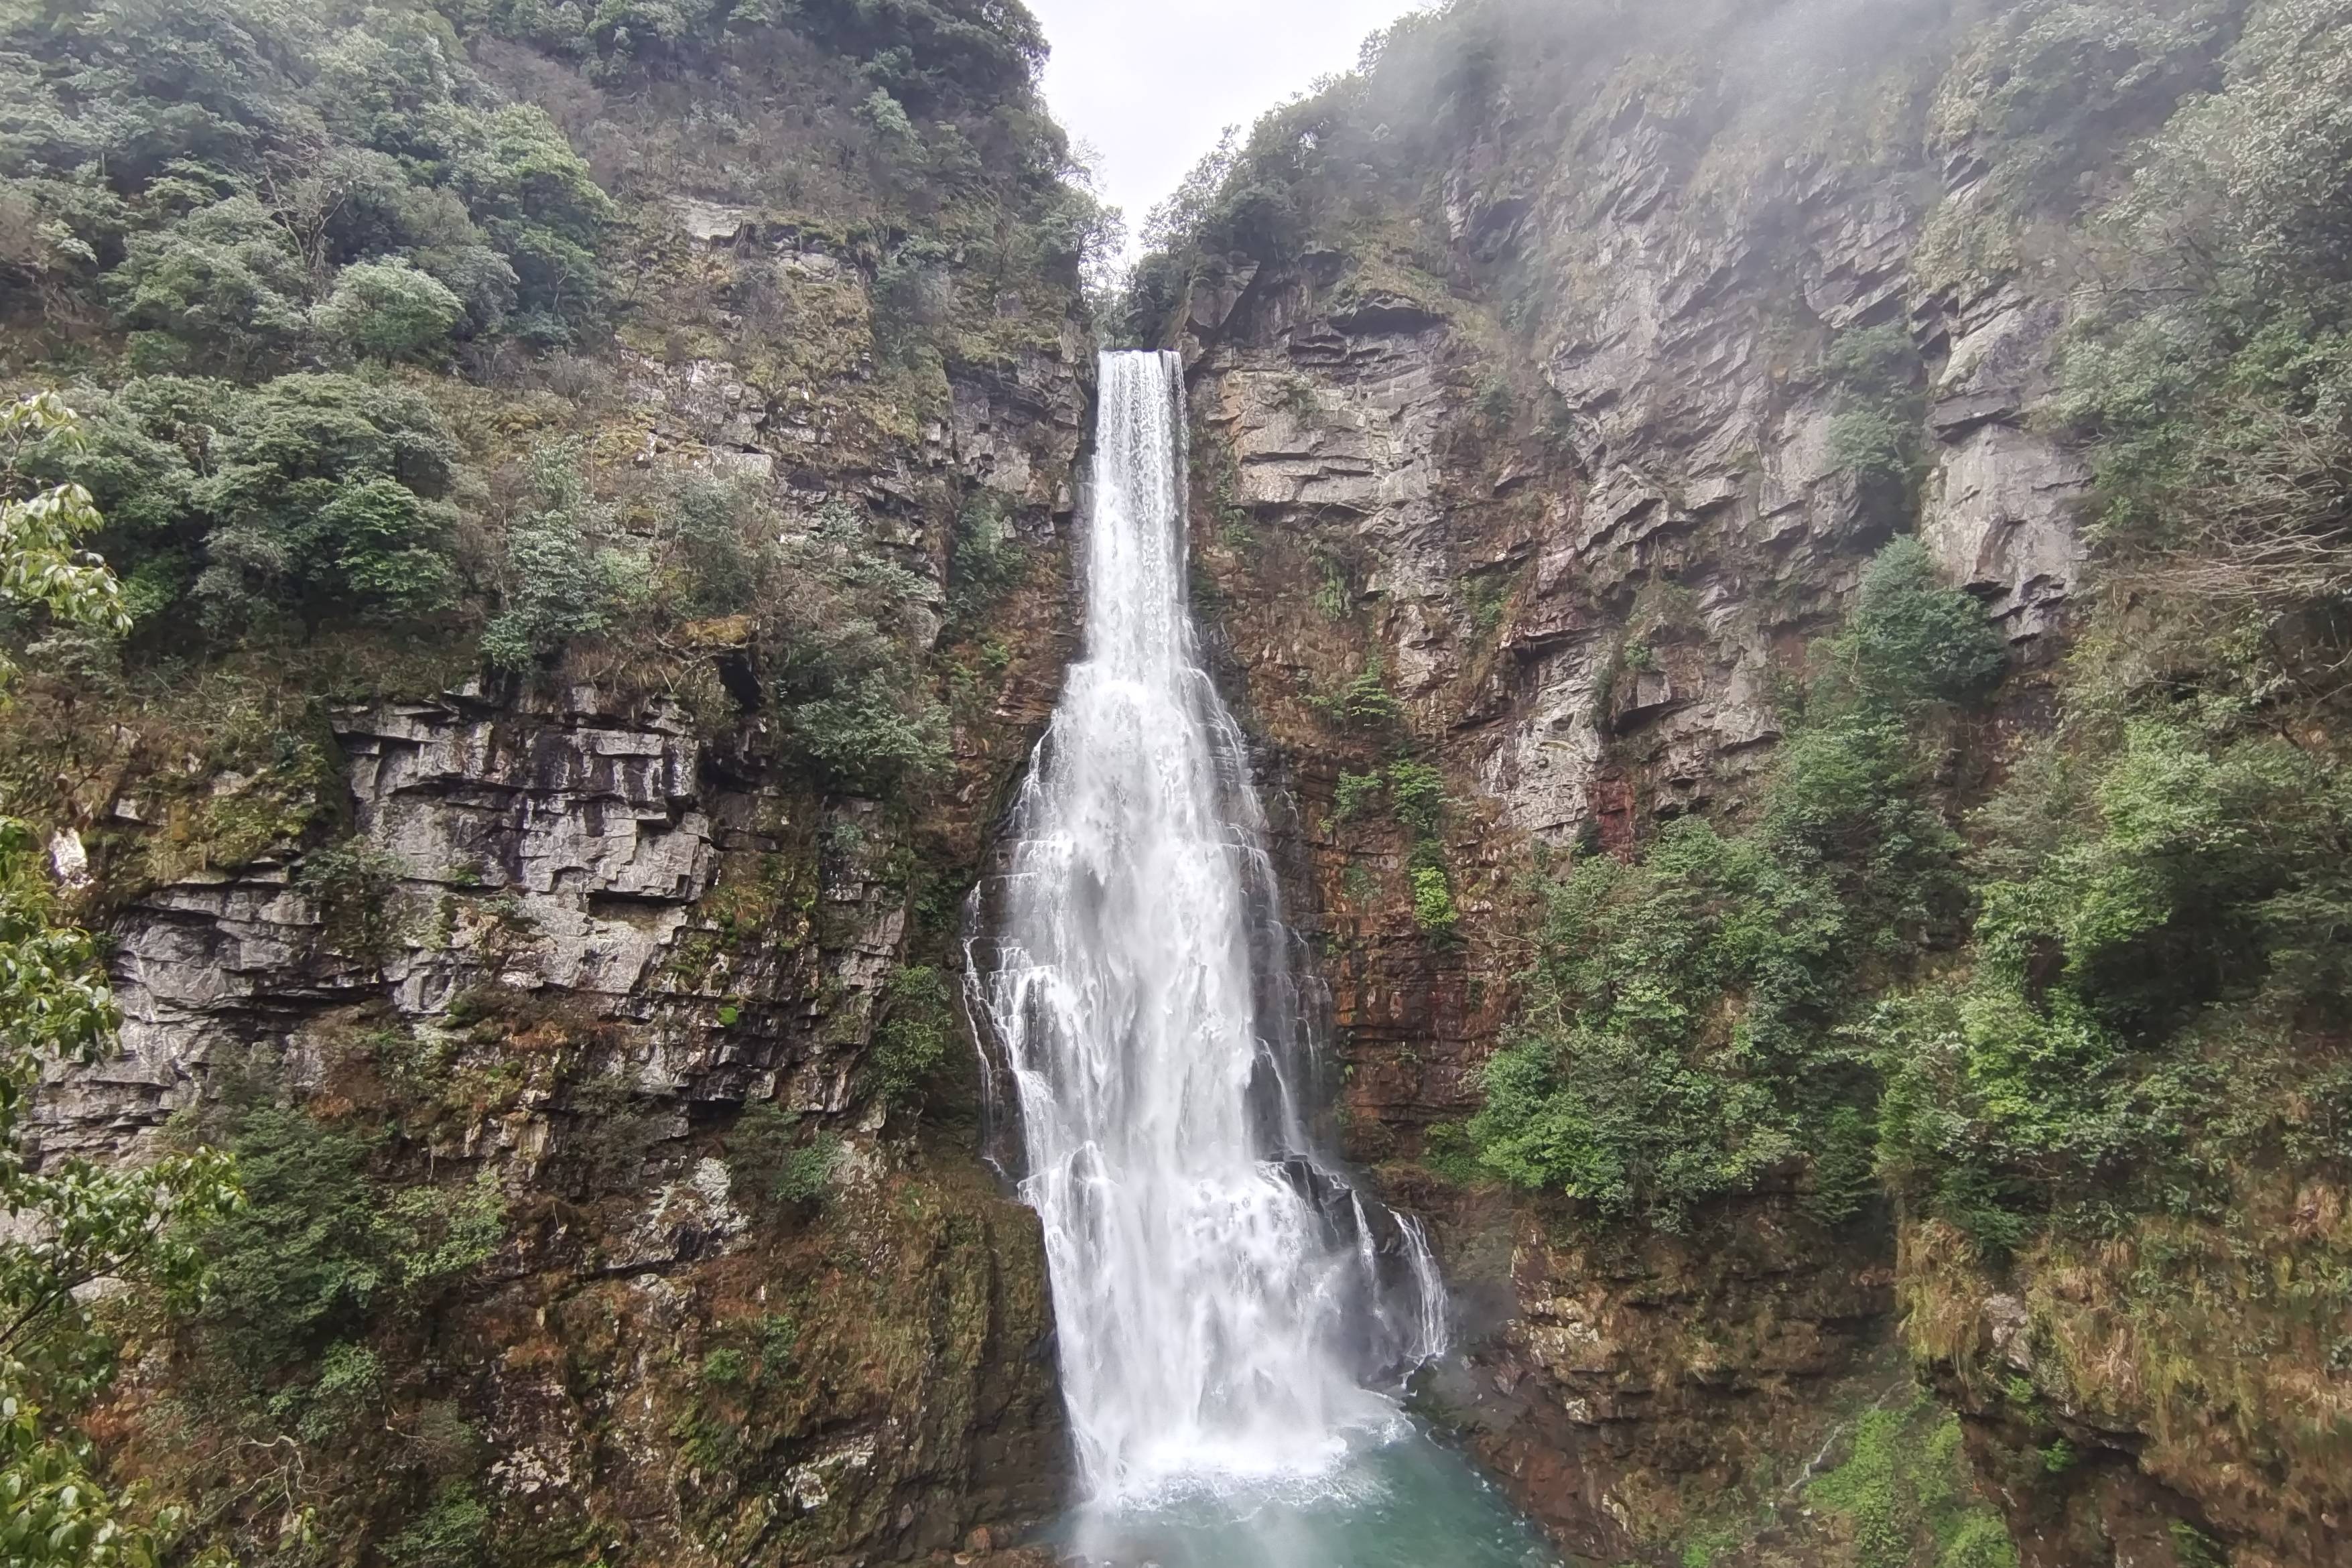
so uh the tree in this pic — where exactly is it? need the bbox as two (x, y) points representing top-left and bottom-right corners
(310, 258), (465, 363)
(0, 395), (244, 1568)
(108, 196), (311, 375)
(1, 394), (128, 693)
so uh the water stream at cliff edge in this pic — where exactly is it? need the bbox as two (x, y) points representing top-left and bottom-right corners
(970, 351), (1557, 1568)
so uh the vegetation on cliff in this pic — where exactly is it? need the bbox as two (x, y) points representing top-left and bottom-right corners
(1, 395), (242, 1568)
(1144, 0), (2352, 1559)
(1465, 539), (2003, 1230)
(1, 0), (1094, 1562)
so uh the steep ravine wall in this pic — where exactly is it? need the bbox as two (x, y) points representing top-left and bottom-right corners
(1158, 2), (2342, 1563)
(25, 215), (1094, 1568)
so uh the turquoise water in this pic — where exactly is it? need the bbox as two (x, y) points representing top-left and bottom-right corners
(1049, 1421), (1560, 1568)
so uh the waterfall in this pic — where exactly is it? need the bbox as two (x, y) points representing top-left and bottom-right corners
(970, 350), (1446, 1510)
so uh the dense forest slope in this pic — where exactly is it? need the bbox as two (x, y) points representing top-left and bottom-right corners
(3, 1), (2350, 1567)
(1134, 1), (2352, 1565)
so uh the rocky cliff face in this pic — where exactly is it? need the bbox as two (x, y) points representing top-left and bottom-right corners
(30, 327), (1091, 1562)
(1153, 2), (2339, 1563)
(19, 3), (2346, 1565)
(11, 23), (1098, 1555)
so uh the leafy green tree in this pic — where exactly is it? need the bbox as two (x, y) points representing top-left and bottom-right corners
(193, 375), (462, 633)
(0, 394), (243, 1568)
(310, 258), (465, 363)
(1465, 538), (1999, 1227)
(1, 394), (128, 690)
(415, 102), (614, 341)
(34, 375), (462, 636)
(870, 966), (954, 1108)
(482, 442), (641, 669)
(108, 196), (310, 374)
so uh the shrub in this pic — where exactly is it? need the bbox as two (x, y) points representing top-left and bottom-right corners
(870, 964), (956, 1108)
(312, 258), (466, 362)
(1807, 1397), (2016, 1568)
(1820, 324), (1926, 499)
(948, 493), (1025, 620)
(1874, 722), (2352, 1248)
(1326, 770), (1383, 830)
(1465, 823), (1841, 1226)
(1, 393), (127, 690)
(726, 1102), (842, 1210)
(1314, 654), (1404, 730)
(774, 1136), (842, 1205)
(1386, 760), (1447, 838)
(787, 673), (952, 793)
(1409, 862), (1459, 937)
(1833, 538), (2009, 710)
(296, 841), (408, 961)
(383, 1482), (489, 1568)
(200, 1106), (392, 1375)
(482, 444), (644, 669)
(110, 196), (310, 375)
(42, 373), (464, 636)
(199, 1104), (507, 1383)
(1464, 537), (1996, 1228)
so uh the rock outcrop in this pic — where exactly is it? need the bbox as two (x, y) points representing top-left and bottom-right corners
(1155, 3), (2280, 1563)
(25, 161), (1094, 1563)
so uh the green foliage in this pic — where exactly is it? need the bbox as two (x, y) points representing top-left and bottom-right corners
(700, 1347), (750, 1387)
(2168, 1522), (2227, 1568)
(787, 674), (952, 792)
(198, 1103), (504, 1383)
(1828, 407), (1920, 491)
(766, 507), (952, 794)
(2050, 0), (2352, 609)
(1467, 539), (1998, 1228)
(110, 196), (310, 375)
(1826, 539), (2010, 711)
(725, 1102), (841, 1210)
(1325, 761), (1447, 842)
(1821, 324), (1926, 496)
(1327, 770), (1384, 830)
(482, 442), (643, 669)
(1311, 555), (1351, 621)
(381, 1481), (488, 1568)
(1, 395), (129, 692)
(948, 493), (1025, 620)
(311, 260), (465, 363)
(1313, 654), (1404, 731)
(296, 842), (408, 962)
(1875, 722), (2352, 1252)
(36, 374), (462, 637)
(774, 1136), (843, 1205)
(0, 442), (239, 1568)
(1467, 822), (1843, 1224)
(870, 964), (956, 1108)
(1807, 1396), (2016, 1568)
(663, 480), (956, 801)
(1386, 760), (1447, 839)
(0, 814), (243, 1568)
(0, 0), (614, 358)
(1409, 862), (1459, 937)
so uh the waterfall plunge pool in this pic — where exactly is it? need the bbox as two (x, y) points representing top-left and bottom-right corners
(1047, 1415), (1557, 1568)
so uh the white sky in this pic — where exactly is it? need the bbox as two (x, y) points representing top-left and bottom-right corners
(1023, 0), (1429, 254)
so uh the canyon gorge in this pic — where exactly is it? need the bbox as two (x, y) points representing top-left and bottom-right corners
(1, 1), (2348, 1567)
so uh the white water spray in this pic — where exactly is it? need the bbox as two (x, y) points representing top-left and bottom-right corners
(971, 351), (1446, 1512)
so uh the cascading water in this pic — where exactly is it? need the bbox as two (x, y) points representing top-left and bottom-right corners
(971, 352), (1553, 1568)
